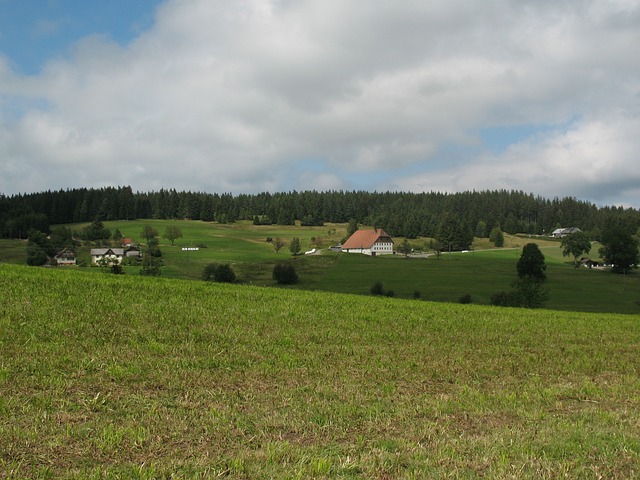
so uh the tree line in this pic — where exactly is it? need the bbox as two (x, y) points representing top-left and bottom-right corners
(2, 186), (639, 242)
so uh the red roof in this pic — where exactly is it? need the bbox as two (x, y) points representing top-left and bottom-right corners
(341, 229), (393, 249)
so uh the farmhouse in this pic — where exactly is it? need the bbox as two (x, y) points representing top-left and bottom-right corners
(341, 229), (394, 256)
(551, 227), (582, 238)
(54, 248), (76, 266)
(91, 248), (125, 265)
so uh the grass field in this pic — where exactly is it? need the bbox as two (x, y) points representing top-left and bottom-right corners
(1, 264), (639, 478)
(1, 219), (638, 314)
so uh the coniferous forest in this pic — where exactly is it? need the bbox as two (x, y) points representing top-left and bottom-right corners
(1, 186), (639, 241)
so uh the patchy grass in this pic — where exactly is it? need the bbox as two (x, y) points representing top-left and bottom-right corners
(1, 264), (640, 478)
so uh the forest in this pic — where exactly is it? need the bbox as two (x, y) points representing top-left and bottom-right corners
(1, 186), (639, 241)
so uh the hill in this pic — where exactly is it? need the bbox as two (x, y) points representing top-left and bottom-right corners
(1, 264), (639, 478)
(2, 218), (639, 314)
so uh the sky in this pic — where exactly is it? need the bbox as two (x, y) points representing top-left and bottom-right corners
(1, 0), (639, 208)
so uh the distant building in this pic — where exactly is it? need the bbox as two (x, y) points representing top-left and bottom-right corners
(54, 248), (76, 266)
(91, 248), (124, 265)
(341, 229), (394, 256)
(124, 246), (142, 258)
(551, 227), (582, 238)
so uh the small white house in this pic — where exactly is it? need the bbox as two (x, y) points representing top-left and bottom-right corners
(341, 229), (394, 256)
(91, 248), (125, 266)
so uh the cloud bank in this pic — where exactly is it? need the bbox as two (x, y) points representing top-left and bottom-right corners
(1, 0), (639, 207)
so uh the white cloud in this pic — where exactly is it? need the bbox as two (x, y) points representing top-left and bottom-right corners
(0, 0), (639, 207)
(392, 115), (640, 207)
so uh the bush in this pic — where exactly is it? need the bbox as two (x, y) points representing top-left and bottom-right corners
(370, 281), (385, 296)
(202, 263), (236, 283)
(273, 263), (298, 285)
(459, 293), (472, 304)
(490, 291), (516, 307)
(215, 264), (236, 283)
(413, 290), (422, 300)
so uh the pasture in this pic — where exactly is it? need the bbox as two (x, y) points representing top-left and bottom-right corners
(1, 219), (638, 314)
(1, 264), (639, 478)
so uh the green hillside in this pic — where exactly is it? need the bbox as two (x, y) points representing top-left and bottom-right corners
(2, 219), (639, 314)
(1, 264), (639, 478)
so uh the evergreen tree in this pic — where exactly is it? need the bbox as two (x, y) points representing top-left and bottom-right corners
(289, 237), (301, 255)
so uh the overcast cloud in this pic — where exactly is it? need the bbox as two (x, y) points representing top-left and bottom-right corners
(1, 0), (639, 207)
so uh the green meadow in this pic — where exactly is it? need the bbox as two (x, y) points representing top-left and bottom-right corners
(1, 264), (639, 478)
(3, 219), (638, 314)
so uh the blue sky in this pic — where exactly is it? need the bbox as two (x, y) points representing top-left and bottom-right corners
(0, 1), (159, 74)
(1, 0), (639, 208)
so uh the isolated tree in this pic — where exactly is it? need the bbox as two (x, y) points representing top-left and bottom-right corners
(516, 243), (547, 282)
(273, 263), (298, 284)
(560, 231), (592, 267)
(289, 237), (301, 255)
(599, 219), (640, 273)
(141, 225), (159, 244)
(489, 227), (504, 247)
(163, 225), (183, 246)
(273, 237), (285, 253)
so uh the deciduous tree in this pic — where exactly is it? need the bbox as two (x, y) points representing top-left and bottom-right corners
(516, 243), (547, 282)
(163, 225), (183, 246)
(560, 231), (592, 267)
(599, 218), (639, 273)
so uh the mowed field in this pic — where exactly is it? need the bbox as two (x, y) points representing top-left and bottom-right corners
(1, 264), (639, 478)
(1, 219), (639, 314)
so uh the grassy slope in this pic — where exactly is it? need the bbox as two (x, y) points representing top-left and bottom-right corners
(1, 264), (639, 478)
(2, 220), (638, 314)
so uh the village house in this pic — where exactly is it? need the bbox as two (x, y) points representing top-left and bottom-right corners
(551, 227), (582, 238)
(91, 248), (125, 265)
(91, 246), (142, 265)
(54, 248), (77, 266)
(341, 229), (394, 256)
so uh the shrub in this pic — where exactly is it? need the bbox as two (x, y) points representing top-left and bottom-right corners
(413, 290), (422, 300)
(459, 293), (472, 304)
(490, 291), (516, 307)
(370, 281), (385, 296)
(202, 263), (236, 283)
(110, 264), (124, 275)
(214, 264), (236, 283)
(273, 263), (298, 285)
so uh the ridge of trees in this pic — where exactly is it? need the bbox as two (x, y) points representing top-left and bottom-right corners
(1, 186), (639, 243)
